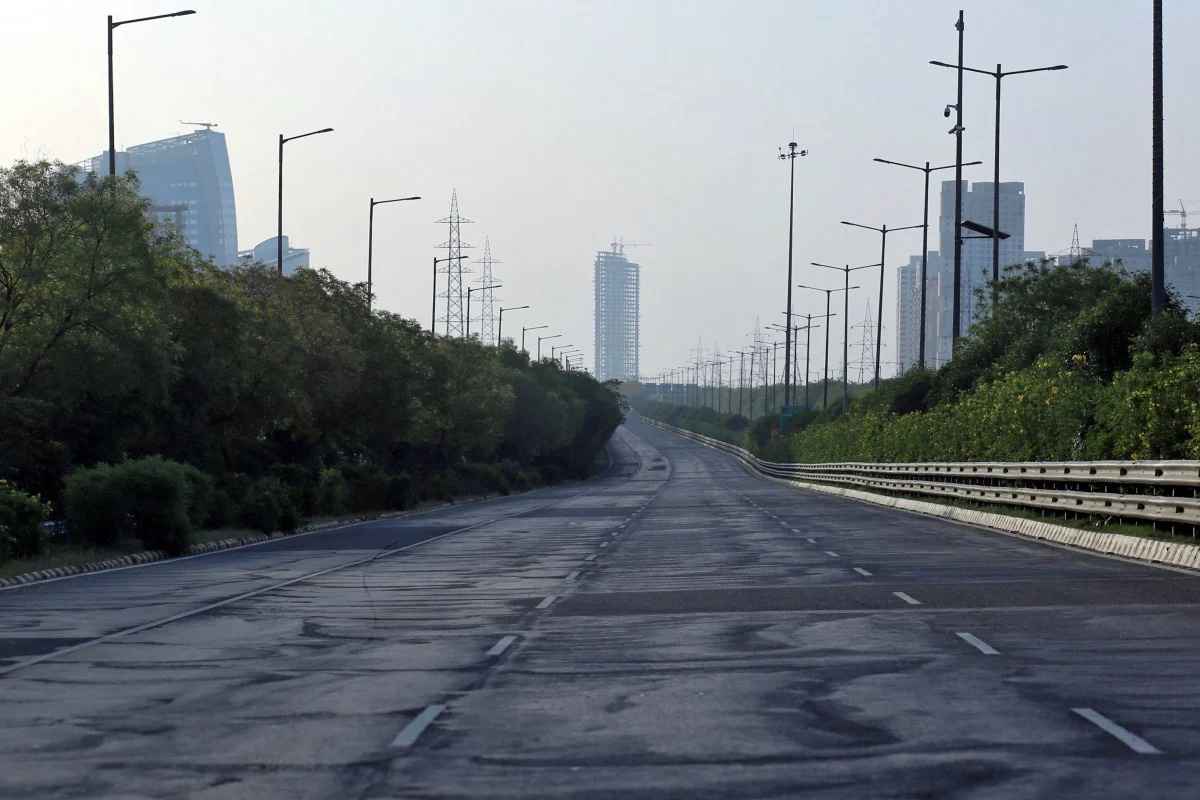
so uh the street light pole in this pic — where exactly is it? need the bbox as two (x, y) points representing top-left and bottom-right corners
(537, 333), (561, 361)
(873, 158), (982, 370)
(466, 284), (502, 340)
(841, 221), (923, 388)
(811, 264), (876, 412)
(366, 195), (420, 311)
(497, 305), (529, 347)
(278, 127), (334, 276)
(522, 324), (548, 353)
(107, 10), (196, 178)
(930, 60), (1067, 309)
(1153, 0), (1166, 315)
(778, 142), (808, 410)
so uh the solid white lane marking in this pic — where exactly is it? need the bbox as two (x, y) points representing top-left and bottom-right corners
(825, 550), (840, 558)
(486, 635), (517, 657)
(585, 554), (597, 562)
(564, 570), (581, 582)
(536, 595), (557, 609)
(391, 704), (446, 748)
(1072, 708), (1162, 754)
(853, 567), (872, 577)
(893, 591), (922, 605)
(956, 631), (999, 655)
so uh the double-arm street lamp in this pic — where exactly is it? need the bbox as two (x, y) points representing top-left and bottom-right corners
(810, 264), (878, 412)
(522, 324), (548, 353)
(537, 333), (562, 361)
(873, 157), (982, 370)
(930, 58), (1067, 297)
(367, 195), (420, 310)
(497, 305), (529, 347)
(840, 221), (923, 388)
(108, 10), (196, 177)
(550, 344), (573, 362)
(431, 255), (469, 332)
(466, 284), (502, 340)
(797, 284), (849, 410)
(278, 127), (334, 275)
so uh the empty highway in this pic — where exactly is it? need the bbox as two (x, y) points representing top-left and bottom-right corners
(3, 415), (1200, 798)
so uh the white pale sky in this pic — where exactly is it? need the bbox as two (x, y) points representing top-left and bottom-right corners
(4, 1), (1198, 378)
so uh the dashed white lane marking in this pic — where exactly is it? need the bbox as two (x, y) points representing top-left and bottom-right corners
(564, 570), (581, 582)
(536, 595), (557, 609)
(807, 538), (818, 544)
(1072, 708), (1162, 754)
(585, 554), (597, 562)
(600, 541), (609, 548)
(955, 631), (999, 655)
(391, 704), (446, 748)
(893, 591), (922, 606)
(853, 567), (872, 577)
(789, 527), (799, 533)
(486, 635), (517, 657)
(824, 550), (840, 558)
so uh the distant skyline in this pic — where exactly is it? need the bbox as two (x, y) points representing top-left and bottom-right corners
(3, 1), (1198, 377)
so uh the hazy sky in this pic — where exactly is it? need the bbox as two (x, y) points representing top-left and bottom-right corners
(4, 1), (1198, 379)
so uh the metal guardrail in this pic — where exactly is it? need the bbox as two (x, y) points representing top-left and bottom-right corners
(645, 419), (1200, 529)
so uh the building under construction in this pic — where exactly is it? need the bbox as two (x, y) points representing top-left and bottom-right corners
(593, 241), (640, 382)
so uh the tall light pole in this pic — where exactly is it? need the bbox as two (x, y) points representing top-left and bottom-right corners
(778, 142), (808, 410)
(497, 305), (528, 347)
(537, 333), (561, 361)
(278, 127), (334, 276)
(1152, 0), (1166, 315)
(811, 264), (876, 412)
(432, 255), (468, 333)
(798, 284), (851, 410)
(367, 195), (420, 310)
(466, 283), (502, 340)
(930, 59), (1067, 306)
(840, 221), (923, 388)
(551, 344), (573, 362)
(873, 157), (982, 370)
(107, 10), (196, 177)
(522, 324), (548, 353)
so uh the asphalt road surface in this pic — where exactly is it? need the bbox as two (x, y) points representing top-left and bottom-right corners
(3, 415), (1200, 798)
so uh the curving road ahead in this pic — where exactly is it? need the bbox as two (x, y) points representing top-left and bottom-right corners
(3, 415), (1200, 798)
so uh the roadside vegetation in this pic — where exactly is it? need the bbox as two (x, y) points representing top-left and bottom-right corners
(0, 161), (622, 567)
(635, 261), (1200, 464)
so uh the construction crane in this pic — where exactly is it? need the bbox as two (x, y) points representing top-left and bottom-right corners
(1165, 199), (1194, 231)
(180, 121), (218, 131)
(610, 238), (652, 256)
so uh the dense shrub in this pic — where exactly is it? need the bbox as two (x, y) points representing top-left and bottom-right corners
(239, 477), (293, 534)
(386, 472), (415, 509)
(63, 463), (124, 547)
(316, 468), (349, 515)
(0, 481), (48, 559)
(340, 464), (390, 512)
(64, 457), (197, 554)
(457, 463), (510, 496)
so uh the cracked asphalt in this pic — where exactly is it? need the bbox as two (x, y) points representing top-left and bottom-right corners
(3, 415), (1200, 798)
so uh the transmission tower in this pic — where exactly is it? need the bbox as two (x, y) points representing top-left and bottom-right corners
(435, 190), (474, 336)
(474, 237), (502, 343)
(850, 303), (877, 384)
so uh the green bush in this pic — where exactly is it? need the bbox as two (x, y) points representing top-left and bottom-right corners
(0, 481), (48, 560)
(240, 476), (295, 534)
(340, 463), (390, 512)
(316, 468), (348, 515)
(386, 472), (415, 509)
(64, 457), (198, 555)
(64, 463), (124, 547)
(457, 463), (510, 496)
(270, 463), (318, 516)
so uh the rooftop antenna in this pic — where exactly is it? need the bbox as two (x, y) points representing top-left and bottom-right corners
(180, 121), (218, 130)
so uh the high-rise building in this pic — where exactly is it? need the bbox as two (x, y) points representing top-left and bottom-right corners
(593, 242), (640, 382)
(86, 127), (238, 266)
(1060, 235), (1197, 315)
(896, 253), (944, 372)
(938, 180), (1027, 331)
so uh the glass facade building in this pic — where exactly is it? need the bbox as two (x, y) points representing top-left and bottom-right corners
(87, 128), (238, 266)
